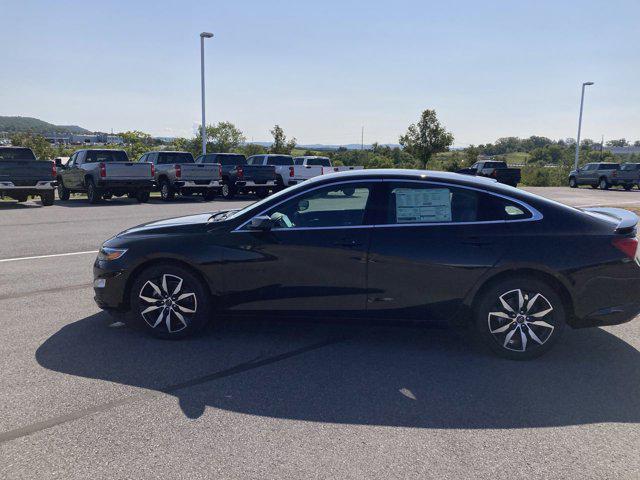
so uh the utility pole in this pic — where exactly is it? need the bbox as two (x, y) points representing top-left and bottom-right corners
(200, 32), (214, 156)
(361, 126), (364, 151)
(574, 81), (594, 171)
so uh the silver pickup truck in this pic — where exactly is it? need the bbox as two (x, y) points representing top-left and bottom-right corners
(139, 151), (221, 201)
(569, 162), (621, 190)
(57, 149), (154, 203)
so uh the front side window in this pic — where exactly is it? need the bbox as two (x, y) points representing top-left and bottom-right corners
(384, 182), (532, 224)
(251, 182), (373, 230)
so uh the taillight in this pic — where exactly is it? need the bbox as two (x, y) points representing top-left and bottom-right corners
(612, 237), (638, 260)
(491, 170), (497, 178)
(175, 164), (181, 178)
(150, 163), (155, 177)
(51, 162), (57, 179)
(289, 166), (294, 177)
(99, 162), (106, 178)
(237, 167), (243, 179)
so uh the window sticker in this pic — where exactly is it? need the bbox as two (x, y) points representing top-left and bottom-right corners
(395, 188), (452, 223)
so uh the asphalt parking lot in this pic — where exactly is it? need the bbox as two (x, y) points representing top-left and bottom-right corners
(1, 188), (639, 479)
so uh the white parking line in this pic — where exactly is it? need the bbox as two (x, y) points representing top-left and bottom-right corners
(0, 250), (98, 263)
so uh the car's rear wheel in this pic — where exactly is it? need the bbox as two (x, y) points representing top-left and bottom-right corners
(624, 184), (633, 191)
(160, 180), (175, 201)
(221, 183), (235, 200)
(41, 191), (54, 206)
(474, 276), (566, 360)
(202, 189), (217, 201)
(87, 179), (101, 204)
(569, 177), (577, 188)
(598, 177), (609, 190)
(130, 264), (211, 339)
(58, 180), (70, 200)
(255, 188), (269, 198)
(136, 191), (150, 203)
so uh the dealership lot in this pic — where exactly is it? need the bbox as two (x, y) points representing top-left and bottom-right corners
(1, 189), (640, 479)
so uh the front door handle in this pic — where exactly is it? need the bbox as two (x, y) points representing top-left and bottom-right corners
(333, 239), (362, 248)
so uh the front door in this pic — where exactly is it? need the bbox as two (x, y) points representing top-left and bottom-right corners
(220, 181), (378, 316)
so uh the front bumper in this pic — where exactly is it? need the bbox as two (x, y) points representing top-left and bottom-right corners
(0, 180), (57, 194)
(93, 258), (129, 311)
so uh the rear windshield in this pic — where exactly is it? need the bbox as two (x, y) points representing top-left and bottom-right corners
(306, 157), (331, 167)
(0, 148), (36, 161)
(267, 155), (293, 166)
(621, 164), (640, 171)
(159, 152), (194, 164)
(599, 163), (620, 170)
(218, 154), (246, 166)
(85, 150), (129, 163)
(484, 161), (507, 168)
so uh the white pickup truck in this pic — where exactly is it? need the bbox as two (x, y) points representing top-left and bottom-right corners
(292, 156), (364, 184)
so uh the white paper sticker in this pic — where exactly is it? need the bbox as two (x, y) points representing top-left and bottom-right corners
(395, 188), (451, 223)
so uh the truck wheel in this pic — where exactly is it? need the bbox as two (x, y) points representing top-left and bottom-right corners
(14, 195), (28, 203)
(598, 177), (609, 190)
(624, 184), (633, 191)
(276, 175), (285, 188)
(160, 180), (175, 201)
(87, 179), (101, 204)
(221, 183), (236, 200)
(57, 180), (70, 200)
(41, 191), (55, 206)
(202, 189), (217, 201)
(255, 188), (269, 198)
(568, 177), (577, 188)
(136, 191), (150, 203)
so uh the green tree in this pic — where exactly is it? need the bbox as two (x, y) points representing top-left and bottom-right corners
(10, 133), (54, 160)
(399, 109), (454, 168)
(196, 121), (246, 153)
(606, 138), (629, 147)
(269, 124), (296, 154)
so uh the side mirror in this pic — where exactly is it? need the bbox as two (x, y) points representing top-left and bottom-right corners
(250, 215), (272, 231)
(55, 158), (63, 168)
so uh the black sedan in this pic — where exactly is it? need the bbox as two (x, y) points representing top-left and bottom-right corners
(94, 169), (640, 359)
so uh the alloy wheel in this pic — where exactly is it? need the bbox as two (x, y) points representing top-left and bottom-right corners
(487, 288), (555, 353)
(138, 274), (198, 333)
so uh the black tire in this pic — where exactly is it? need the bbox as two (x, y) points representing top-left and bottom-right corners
(568, 177), (577, 188)
(86, 179), (101, 204)
(276, 175), (285, 188)
(202, 189), (217, 201)
(598, 177), (609, 190)
(255, 188), (269, 198)
(14, 194), (28, 202)
(624, 184), (633, 191)
(590, 184), (598, 189)
(160, 179), (175, 201)
(474, 276), (566, 360)
(57, 179), (70, 200)
(136, 191), (150, 203)
(41, 190), (55, 206)
(221, 183), (236, 200)
(127, 192), (136, 199)
(129, 264), (211, 339)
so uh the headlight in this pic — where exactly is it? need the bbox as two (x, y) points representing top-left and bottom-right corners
(98, 247), (128, 261)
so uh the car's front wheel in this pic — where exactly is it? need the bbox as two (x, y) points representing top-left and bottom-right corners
(130, 264), (211, 339)
(569, 177), (577, 188)
(598, 177), (609, 190)
(474, 276), (565, 360)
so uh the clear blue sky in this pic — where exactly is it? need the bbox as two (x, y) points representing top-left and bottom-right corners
(1, 0), (638, 146)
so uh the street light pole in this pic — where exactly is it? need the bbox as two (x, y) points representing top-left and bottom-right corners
(574, 81), (594, 171)
(200, 32), (214, 156)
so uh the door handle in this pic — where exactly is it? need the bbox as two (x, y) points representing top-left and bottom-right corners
(332, 239), (362, 248)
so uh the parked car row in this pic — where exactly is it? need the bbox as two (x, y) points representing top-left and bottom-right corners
(569, 162), (640, 190)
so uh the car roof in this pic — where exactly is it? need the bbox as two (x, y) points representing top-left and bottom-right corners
(154, 151), (192, 154)
(311, 168), (499, 186)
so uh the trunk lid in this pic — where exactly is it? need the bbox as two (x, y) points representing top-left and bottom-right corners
(178, 163), (220, 181)
(241, 165), (276, 183)
(105, 162), (153, 179)
(0, 160), (54, 185)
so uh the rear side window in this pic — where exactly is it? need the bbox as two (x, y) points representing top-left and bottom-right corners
(599, 164), (620, 170)
(85, 150), (129, 163)
(159, 152), (194, 164)
(306, 157), (331, 167)
(267, 156), (293, 166)
(621, 164), (640, 171)
(384, 182), (532, 224)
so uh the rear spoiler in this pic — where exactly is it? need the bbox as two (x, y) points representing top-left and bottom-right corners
(582, 207), (639, 233)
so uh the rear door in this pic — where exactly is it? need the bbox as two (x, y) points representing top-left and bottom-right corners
(221, 181), (379, 315)
(366, 180), (527, 322)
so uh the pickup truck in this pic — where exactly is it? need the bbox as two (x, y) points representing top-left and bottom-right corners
(196, 153), (277, 199)
(0, 147), (57, 206)
(568, 162), (621, 190)
(139, 151), (221, 201)
(457, 160), (521, 187)
(57, 149), (154, 204)
(246, 154), (300, 190)
(616, 163), (640, 190)
(293, 156), (364, 182)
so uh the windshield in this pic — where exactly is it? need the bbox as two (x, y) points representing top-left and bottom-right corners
(0, 148), (36, 161)
(160, 152), (193, 164)
(85, 150), (129, 163)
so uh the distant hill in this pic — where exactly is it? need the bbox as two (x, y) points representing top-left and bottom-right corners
(249, 142), (401, 151)
(0, 116), (91, 134)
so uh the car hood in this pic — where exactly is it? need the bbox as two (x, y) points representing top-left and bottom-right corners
(117, 212), (216, 237)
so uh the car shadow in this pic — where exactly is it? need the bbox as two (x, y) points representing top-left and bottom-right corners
(36, 312), (640, 429)
(0, 201), (44, 210)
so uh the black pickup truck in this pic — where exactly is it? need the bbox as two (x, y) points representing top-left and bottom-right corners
(195, 153), (276, 199)
(0, 147), (57, 206)
(457, 160), (521, 187)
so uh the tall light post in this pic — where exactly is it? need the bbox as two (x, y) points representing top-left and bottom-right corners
(200, 32), (214, 156)
(574, 81), (594, 171)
